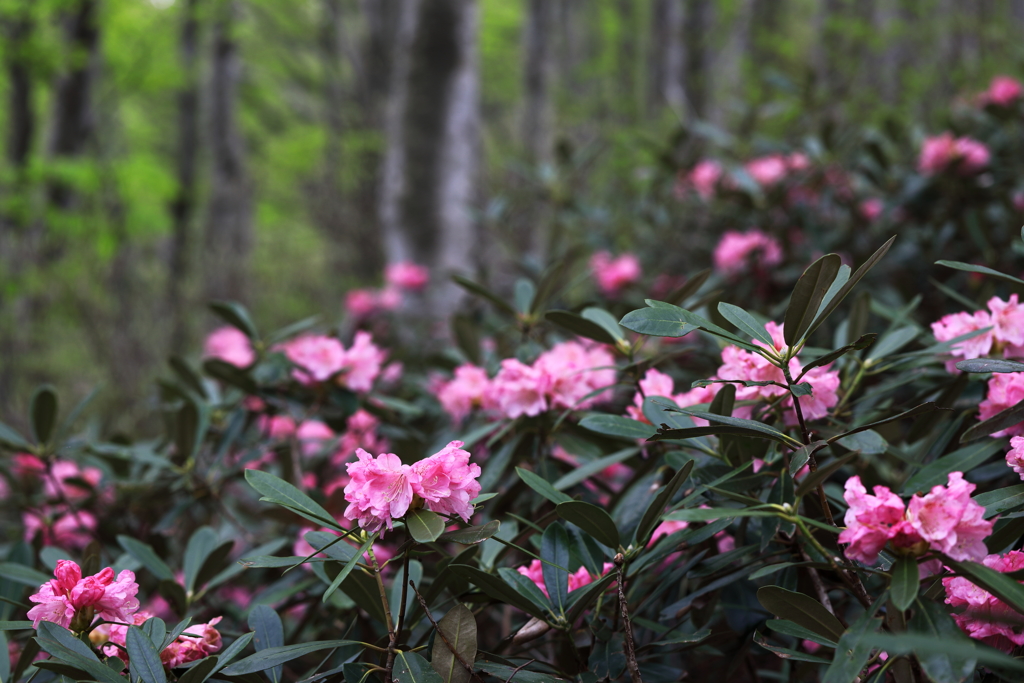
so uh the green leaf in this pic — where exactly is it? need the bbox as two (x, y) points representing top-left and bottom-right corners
(430, 604), (477, 683)
(578, 414), (655, 441)
(29, 385), (58, 446)
(835, 429), (887, 454)
(943, 556), (1024, 616)
(652, 401), (802, 447)
(0, 562), (51, 587)
(665, 268), (712, 305)
(439, 521), (501, 544)
(866, 326), (918, 361)
(35, 622), (124, 683)
(961, 397), (1024, 443)
(476, 660), (566, 683)
(664, 507), (775, 522)
(829, 403), (943, 444)
(796, 334), (877, 380)
(784, 253), (843, 346)
(213, 632), (254, 670)
(194, 540), (236, 591)
(907, 598), (980, 682)
(581, 307), (625, 342)
(452, 276), (517, 315)
(889, 557), (919, 612)
(323, 534), (375, 603)
(552, 447), (638, 490)
(764, 619), (837, 647)
(545, 311), (617, 345)
(975, 484), (1024, 518)
(794, 452), (858, 498)
(169, 356), (209, 398)
(756, 586), (845, 642)
(556, 501), (620, 549)
(807, 236), (896, 338)
(542, 523), (571, 613)
(955, 358), (1024, 373)
(245, 469), (340, 530)
(515, 467), (573, 504)
(936, 259), (1024, 287)
(248, 606), (284, 683)
(183, 526), (220, 595)
(447, 564), (549, 619)
(618, 306), (701, 339)
(142, 617), (167, 654)
(564, 572), (616, 624)
(753, 631), (832, 664)
(821, 614), (882, 683)
(407, 509), (446, 543)
(395, 650), (445, 683)
(0, 621), (32, 631)
(514, 278), (536, 314)
(789, 441), (827, 476)
(176, 656), (219, 683)
(203, 359), (259, 394)
(219, 640), (358, 676)
(496, 568), (553, 614)
(718, 302), (774, 346)
(0, 419), (30, 450)
(634, 459), (695, 546)
(173, 399), (207, 463)
(902, 440), (1001, 493)
(208, 300), (259, 339)
(126, 626), (167, 683)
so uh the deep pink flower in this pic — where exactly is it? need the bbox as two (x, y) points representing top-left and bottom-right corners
(839, 476), (916, 564)
(345, 289), (378, 318)
(260, 414), (297, 440)
(988, 295), (1024, 348)
(28, 560), (139, 629)
(437, 364), (492, 422)
(649, 520), (689, 545)
(343, 450), (419, 534)
(919, 133), (990, 176)
(687, 160), (723, 200)
(410, 441), (481, 522)
(979, 373), (1024, 437)
(487, 359), (548, 419)
(44, 460), (103, 502)
(589, 251), (642, 296)
(385, 262), (430, 291)
(982, 76), (1023, 107)
(944, 551), (1024, 652)
(23, 507), (97, 550)
(279, 334), (347, 385)
(745, 155), (788, 187)
(203, 327), (255, 368)
(713, 229), (783, 277)
(335, 409), (389, 470)
(1007, 436), (1024, 479)
(859, 198), (884, 221)
(906, 472), (993, 562)
(932, 310), (994, 370)
(515, 560), (613, 598)
(103, 612), (223, 668)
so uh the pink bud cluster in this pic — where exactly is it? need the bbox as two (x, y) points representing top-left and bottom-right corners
(515, 559), (614, 598)
(27, 560), (140, 629)
(343, 441), (481, 534)
(98, 611), (223, 668)
(277, 331), (386, 392)
(839, 473), (993, 565)
(13, 455), (107, 551)
(712, 229), (783, 278)
(918, 132), (990, 176)
(944, 550), (1024, 652)
(589, 251), (641, 297)
(345, 261), (430, 318)
(932, 294), (1024, 371)
(435, 340), (616, 422)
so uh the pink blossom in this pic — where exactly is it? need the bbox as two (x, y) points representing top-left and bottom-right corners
(385, 262), (430, 291)
(744, 155), (788, 187)
(296, 421), (335, 458)
(335, 409), (389, 470)
(437, 364), (492, 422)
(340, 331), (386, 392)
(28, 560), (139, 629)
(713, 229), (783, 277)
(203, 327), (255, 368)
(649, 520), (689, 545)
(534, 341), (616, 410)
(1006, 436), (1024, 479)
(982, 76), (1023, 107)
(589, 251), (642, 296)
(381, 361), (404, 385)
(988, 295), (1024, 348)
(23, 507), (97, 550)
(343, 450), (419, 534)
(625, 368), (677, 422)
(839, 477), (919, 564)
(280, 334), (347, 385)
(345, 289), (378, 318)
(515, 560), (613, 598)
(102, 611), (222, 668)
(859, 198), (884, 221)
(979, 373), (1024, 437)
(906, 472), (993, 562)
(487, 359), (548, 419)
(378, 286), (403, 311)
(410, 441), (481, 522)
(260, 414), (297, 439)
(944, 551), (1024, 652)
(932, 310), (994, 370)
(44, 460), (103, 502)
(919, 133), (990, 176)
(687, 160), (723, 200)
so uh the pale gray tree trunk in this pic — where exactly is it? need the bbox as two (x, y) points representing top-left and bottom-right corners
(648, 0), (685, 115)
(380, 0), (480, 322)
(203, 0), (252, 305)
(708, 0), (754, 129)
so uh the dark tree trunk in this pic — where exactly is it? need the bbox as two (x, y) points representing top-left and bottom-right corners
(522, 0), (555, 166)
(682, 0), (711, 119)
(203, 0), (252, 305)
(648, 0), (685, 115)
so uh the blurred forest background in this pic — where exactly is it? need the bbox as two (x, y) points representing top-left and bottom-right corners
(1, 0), (1024, 433)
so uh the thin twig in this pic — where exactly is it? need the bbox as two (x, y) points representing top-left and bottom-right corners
(614, 554), (643, 683)
(505, 658), (536, 683)
(410, 580), (486, 683)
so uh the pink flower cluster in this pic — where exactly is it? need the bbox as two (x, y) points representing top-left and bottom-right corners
(1006, 436), (1024, 479)
(589, 251), (641, 296)
(932, 295), (1024, 371)
(343, 441), (481, 534)
(685, 160), (723, 200)
(516, 560), (614, 598)
(13, 455), (106, 550)
(944, 551), (1024, 652)
(744, 153), (809, 188)
(839, 472), (993, 565)
(918, 132), (990, 176)
(99, 611), (223, 667)
(624, 368), (715, 426)
(27, 560), (139, 629)
(979, 373), (1024, 437)
(277, 331), (385, 391)
(435, 341), (616, 422)
(203, 327), (255, 368)
(345, 261), (429, 318)
(979, 75), (1023, 108)
(712, 229), (783, 277)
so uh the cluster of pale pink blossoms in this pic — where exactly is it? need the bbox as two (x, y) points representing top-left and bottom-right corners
(97, 612), (223, 668)
(435, 340), (616, 422)
(589, 251), (641, 297)
(839, 472), (992, 565)
(345, 261), (430, 318)
(943, 550), (1024, 652)
(681, 153), (810, 201)
(712, 229), (784, 278)
(343, 440), (481, 534)
(918, 132), (990, 176)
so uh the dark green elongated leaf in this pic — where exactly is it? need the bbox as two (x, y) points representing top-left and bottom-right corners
(0, 621), (32, 631)
(174, 399), (207, 463)
(451, 276), (517, 315)
(407, 509), (446, 543)
(936, 259), (1024, 286)
(581, 307), (625, 342)
(961, 397), (1024, 443)
(578, 414), (655, 441)
(718, 302), (774, 346)
(194, 541), (236, 591)
(553, 447), (638, 490)
(814, 264), (851, 320)
(649, 424), (786, 444)
(664, 507), (775, 522)
(556, 501), (620, 549)
(796, 334), (877, 380)
(239, 555), (328, 568)
(477, 661), (566, 683)
(821, 615), (882, 683)
(439, 521), (501, 544)
(756, 586), (846, 642)
(248, 605), (284, 683)
(183, 526), (220, 594)
(0, 420), (30, 450)
(266, 315), (319, 345)
(790, 441), (827, 476)
(955, 358), (1024, 373)
(889, 557), (919, 612)
(176, 656), (219, 683)
(784, 254), (842, 346)
(447, 565), (549, 619)
(208, 300), (259, 339)
(666, 268), (712, 305)
(339, 569), (389, 624)
(794, 452), (859, 498)
(213, 632), (254, 670)
(986, 517), (1024, 554)
(514, 278), (536, 314)
(835, 429), (887, 454)
(203, 359), (259, 394)
(639, 301), (762, 349)
(863, 633), (1024, 672)
(618, 306), (701, 339)
(160, 617), (193, 652)
(127, 626), (167, 683)
(653, 401), (802, 447)
(0, 562), (51, 587)
(564, 572), (616, 624)
(395, 650), (445, 683)
(323, 535), (374, 603)
(305, 531), (358, 562)
(542, 524), (571, 614)
(245, 469), (339, 529)
(828, 402), (943, 444)
(943, 556), (1024, 616)
(975, 484), (1024, 519)
(142, 617), (167, 654)
(29, 385), (58, 446)
(908, 598), (979, 682)
(765, 619), (837, 647)
(219, 640), (358, 676)
(545, 311), (617, 345)
(431, 604), (477, 683)
(35, 622), (124, 683)
(710, 382), (736, 417)
(807, 236), (896, 338)
(753, 631), (832, 664)
(169, 356), (209, 398)
(634, 459), (694, 546)
(515, 467), (572, 504)
(497, 568), (553, 614)
(10, 637), (39, 683)
(902, 440), (1001, 493)
(866, 326), (918, 361)
(159, 579), (188, 615)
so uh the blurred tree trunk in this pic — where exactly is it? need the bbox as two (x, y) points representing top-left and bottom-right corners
(167, 0), (203, 355)
(614, 0), (638, 120)
(648, 0), (684, 116)
(682, 0), (711, 120)
(203, 0), (252, 305)
(380, 0), (479, 322)
(520, 0), (555, 264)
(709, 0), (753, 129)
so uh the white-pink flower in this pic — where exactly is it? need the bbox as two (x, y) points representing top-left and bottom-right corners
(979, 372), (1024, 437)
(744, 155), (788, 187)
(981, 76), (1023, 108)
(687, 160), (723, 200)
(203, 327), (255, 368)
(515, 559), (614, 599)
(340, 331), (386, 392)
(534, 341), (616, 410)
